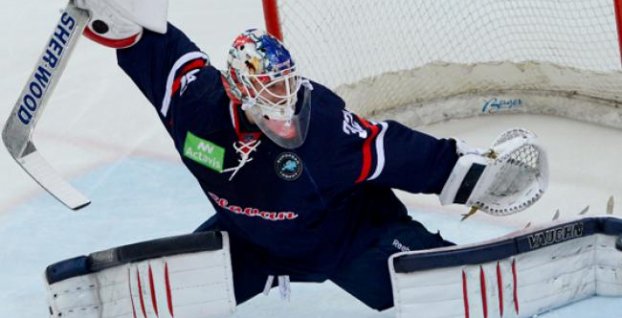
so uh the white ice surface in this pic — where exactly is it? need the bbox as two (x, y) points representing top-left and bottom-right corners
(1, 1), (621, 317)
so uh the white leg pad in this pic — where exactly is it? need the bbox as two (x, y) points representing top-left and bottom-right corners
(46, 232), (235, 318)
(389, 217), (622, 318)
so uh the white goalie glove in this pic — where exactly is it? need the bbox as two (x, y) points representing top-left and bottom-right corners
(74, 0), (169, 48)
(440, 128), (549, 216)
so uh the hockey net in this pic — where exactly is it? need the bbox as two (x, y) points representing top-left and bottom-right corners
(263, 0), (622, 128)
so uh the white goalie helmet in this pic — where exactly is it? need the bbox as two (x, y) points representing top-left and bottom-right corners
(222, 29), (312, 149)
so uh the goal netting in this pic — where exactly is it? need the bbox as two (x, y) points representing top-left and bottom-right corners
(263, 0), (622, 128)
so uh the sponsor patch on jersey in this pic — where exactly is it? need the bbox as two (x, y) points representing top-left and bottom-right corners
(208, 192), (299, 221)
(183, 132), (225, 172)
(274, 152), (303, 181)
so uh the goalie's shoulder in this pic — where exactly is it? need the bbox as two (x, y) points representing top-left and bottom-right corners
(127, 47), (226, 132)
(159, 51), (216, 117)
(309, 80), (346, 110)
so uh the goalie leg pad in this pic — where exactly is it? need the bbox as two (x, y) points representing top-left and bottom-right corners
(389, 217), (622, 318)
(46, 231), (236, 318)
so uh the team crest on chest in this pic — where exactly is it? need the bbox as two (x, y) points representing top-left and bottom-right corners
(274, 152), (303, 181)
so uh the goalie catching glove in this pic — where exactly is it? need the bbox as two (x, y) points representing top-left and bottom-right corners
(440, 128), (549, 216)
(74, 0), (169, 48)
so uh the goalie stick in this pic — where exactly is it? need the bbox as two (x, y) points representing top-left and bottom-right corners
(2, 2), (91, 210)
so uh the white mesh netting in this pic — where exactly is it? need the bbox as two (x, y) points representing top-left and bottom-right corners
(271, 0), (622, 128)
(479, 129), (548, 215)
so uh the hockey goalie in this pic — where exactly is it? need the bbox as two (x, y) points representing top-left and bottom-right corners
(35, 1), (622, 318)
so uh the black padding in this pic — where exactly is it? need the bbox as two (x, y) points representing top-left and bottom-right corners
(88, 231), (223, 271)
(454, 163), (486, 204)
(393, 217), (622, 273)
(600, 217), (622, 235)
(46, 256), (90, 285)
(46, 231), (223, 284)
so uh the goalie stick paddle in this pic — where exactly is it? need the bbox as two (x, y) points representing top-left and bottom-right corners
(2, 2), (91, 210)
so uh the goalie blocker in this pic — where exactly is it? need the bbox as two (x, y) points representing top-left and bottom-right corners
(389, 216), (622, 318)
(45, 231), (236, 318)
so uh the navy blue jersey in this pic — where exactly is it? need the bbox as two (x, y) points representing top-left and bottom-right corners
(117, 24), (458, 273)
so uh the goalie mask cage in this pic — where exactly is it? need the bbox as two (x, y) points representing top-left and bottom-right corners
(262, 0), (622, 129)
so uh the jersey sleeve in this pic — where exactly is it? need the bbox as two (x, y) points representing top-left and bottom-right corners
(116, 23), (216, 124)
(343, 112), (459, 195)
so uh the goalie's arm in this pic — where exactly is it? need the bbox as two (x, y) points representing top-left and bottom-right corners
(345, 116), (459, 194)
(76, 0), (215, 127)
(116, 24), (215, 126)
(344, 114), (547, 215)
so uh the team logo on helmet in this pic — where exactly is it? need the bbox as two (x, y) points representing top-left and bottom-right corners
(274, 152), (303, 181)
(223, 29), (296, 103)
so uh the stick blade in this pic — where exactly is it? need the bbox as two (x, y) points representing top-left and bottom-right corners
(17, 146), (90, 210)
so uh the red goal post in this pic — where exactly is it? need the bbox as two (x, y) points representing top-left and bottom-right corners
(616, 0), (622, 64)
(263, 0), (622, 129)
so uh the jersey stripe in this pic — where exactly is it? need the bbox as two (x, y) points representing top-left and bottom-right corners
(229, 101), (241, 136)
(355, 118), (381, 183)
(367, 122), (388, 181)
(171, 59), (207, 95)
(160, 51), (209, 117)
(229, 101), (261, 143)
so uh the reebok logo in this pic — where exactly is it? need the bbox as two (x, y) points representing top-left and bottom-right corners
(183, 132), (225, 172)
(393, 239), (411, 252)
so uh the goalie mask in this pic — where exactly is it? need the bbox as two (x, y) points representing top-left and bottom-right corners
(223, 29), (312, 149)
